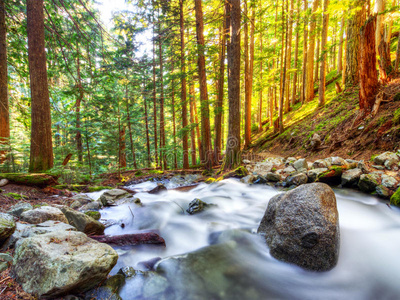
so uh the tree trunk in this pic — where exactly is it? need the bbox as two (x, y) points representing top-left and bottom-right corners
(359, 16), (379, 115)
(314, 37), (320, 83)
(144, 87), (151, 168)
(285, 0), (294, 113)
(395, 34), (400, 72)
(0, 0), (9, 166)
(374, 0), (385, 57)
(75, 47), (83, 163)
(152, 19), (158, 167)
(158, 28), (167, 170)
(258, 2), (263, 132)
(344, 1), (366, 87)
(27, 0), (54, 172)
(180, 0), (189, 169)
(318, 0), (330, 107)
(194, 0), (213, 170)
(337, 18), (345, 74)
(126, 90), (137, 169)
(214, 14), (226, 162)
(305, 0), (319, 102)
(119, 125), (127, 169)
(193, 93), (203, 162)
(189, 82), (197, 166)
(249, 0), (255, 124)
(223, 0), (241, 170)
(300, 0), (308, 103)
(378, 38), (393, 81)
(279, 0), (287, 133)
(244, 0), (250, 147)
(292, 0), (300, 106)
(171, 62), (178, 169)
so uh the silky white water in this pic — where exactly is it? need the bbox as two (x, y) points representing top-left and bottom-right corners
(93, 179), (400, 299)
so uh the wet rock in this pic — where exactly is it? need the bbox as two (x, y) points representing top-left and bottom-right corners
(358, 160), (368, 173)
(100, 189), (129, 206)
(118, 266), (138, 278)
(60, 207), (105, 235)
(381, 175), (397, 188)
(285, 173), (308, 186)
(316, 167), (343, 185)
(118, 196), (142, 206)
(13, 231), (118, 298)
(80, 201), (101, 212)
(148, 183), (167, 194)
(374, 152), (399, 166)
(7, 202), (33, 217)
(0, 213), (16, 246)
(372, 165), (385, 170)
(90, 232), (165, 247)
(376, 185), (392, 199)
(223, 166), (249, 179)
(21, 206), (68, 225)
(293, 159), (308, 171)
(240, 175), (257, 184)
(142, 272), (169, 298)
(137, 257), (162, 271)
(312, 159), (330, 169)
(0, 178), (9, 187)
(358, 174), (379, 193)
(71, 194), (93, 204)
(253, 175), (267, 184)
(390, 187), (400, 206)
(85, 274), (125, 300)
(341, 168), (362, 187)
(84, 211), (101, 221)
(310, 133), (321, 149)
(187, 198), (216, 215)
(307, 168), (328, 183)
(266, 172), (282, 182)
(257, 183), (340, 271)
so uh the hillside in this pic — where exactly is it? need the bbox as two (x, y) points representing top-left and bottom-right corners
(249, 76), (400, 162)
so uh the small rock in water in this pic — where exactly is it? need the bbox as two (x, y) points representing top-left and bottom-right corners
(257, 183), (340, 271)
(186, 198), (216, 215)
(148, 183), (167, 194)
(100, 189), (129, 206)
(85, 274), (125, 300)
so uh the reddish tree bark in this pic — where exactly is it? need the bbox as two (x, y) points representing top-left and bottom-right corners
(359, 16), (379, 115)
(27, 0), (54, 172)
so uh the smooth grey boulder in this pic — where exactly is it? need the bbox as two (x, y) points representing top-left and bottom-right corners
(13, 230), (118, 298)
(0, 212), (16, 246)
(0, 178), (9, 187)
(100, 189), (129, 206)
(285, 173), (308, 186)
(358, 174), (379, 193)
(307, 168), (328, 183)
(20, 206), (68, 224)
(80, 201), (101, 212)
(312, 159), (329, 169)
(293, 159), (308, 171)
(257, 183), (340, 271)
(341, 168), (362, 187)
(374, 152), (399, 166)
(7, 202), (33, 217)
(60, 207), (105, 235)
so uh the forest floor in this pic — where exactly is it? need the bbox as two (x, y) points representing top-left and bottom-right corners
(249, 75), (400, 163)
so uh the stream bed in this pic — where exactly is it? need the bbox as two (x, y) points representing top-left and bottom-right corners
(94, 179), (400, 300)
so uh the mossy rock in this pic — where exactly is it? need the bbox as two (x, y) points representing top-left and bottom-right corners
(148, 170), (163, 175)
(390, 188), (400, 206)
(316, 166), (343, 185)
(4, 193), (28, 201)
(85, 211), (101, 221)
(223, 166), (249, 179)
(53, 184), (87, 192)
(205, 178), (216, 184)
(0, 173), (58, 187)
(87, 186), (113, 192)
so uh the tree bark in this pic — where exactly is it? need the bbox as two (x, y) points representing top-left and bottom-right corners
(158, 27), (167, 170)
(27, 0), (54, 172)
(318, 0), (330, 107)
(337, 18), (345, 74)
(180, 0), (189, 169)
(359, 16), (379, 115)
(344, 1), (366, 87)
(374, 0), (385, 57)
(144, 84), (151, 168)
(170, 62), (178, 169)
(285, 0), (294, 113)
(152, 16), (158, 167)
(223, 0), (241, 170)
(119, 125), (127, 169)
(300, 0), (308, 103)
(0, 0), (9, 166)
(126, 90), (137, 169)
(279, 0), (288, 133)
(305, 0), (319, 102)
(291, 0), (300, 106)
(395, 34), (400, 72)
(189, 82), (197, 165)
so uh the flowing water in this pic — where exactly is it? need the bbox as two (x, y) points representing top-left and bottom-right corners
(92, 179), (400, 300)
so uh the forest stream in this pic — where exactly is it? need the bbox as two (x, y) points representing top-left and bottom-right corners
(87, 179), (400, 300)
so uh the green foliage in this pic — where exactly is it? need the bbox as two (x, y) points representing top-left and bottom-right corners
(4, 192), (28, 200)
(390, 188), (400, 207)
(393, 108), (400, 125)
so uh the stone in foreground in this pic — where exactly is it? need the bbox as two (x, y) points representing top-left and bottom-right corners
(257, 183), (339, 271)
(0, 212), (16, 246)
(13, 230), (118, 298)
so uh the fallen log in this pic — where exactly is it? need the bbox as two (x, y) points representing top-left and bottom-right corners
(0, 173), (58, 187)
(90, 232), (166, 247)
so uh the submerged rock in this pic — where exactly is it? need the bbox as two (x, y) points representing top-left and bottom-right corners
(148, 184), (167, 194)
(13, 230), (118, 298)
(85, 274), (125, 300)
(186, 198), (216, 215)
(20, 206), (68, 225)
(257, 183), (340, 271)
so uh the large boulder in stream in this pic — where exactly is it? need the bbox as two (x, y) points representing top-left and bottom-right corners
(13, 230), (118, 298)
(257, 183), (340, 271)
(100, 189), (130, 206)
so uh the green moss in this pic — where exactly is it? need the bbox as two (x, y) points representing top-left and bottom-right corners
(134, 170), (143, 176)
(202, 169), (214, 177)
(148, 170), (164, 175)
(85, 211), (101, 221)
(222, 166), (249, 179)
(0, 173), (57, 187)
(271, 167), (277, 172)
(393, 108), (400, 125)
(53, 184), (87, 191)
(205, 178), (216, 184)
(87, 186), (113, 192)
(390, 188), (400, 206)
(317, 166), (343, 180)
(4, 192), (28, 200)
